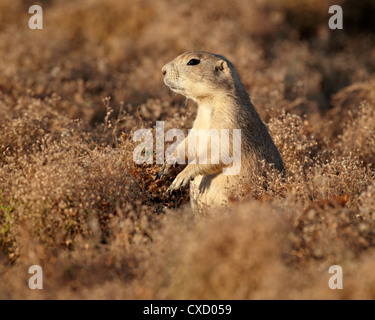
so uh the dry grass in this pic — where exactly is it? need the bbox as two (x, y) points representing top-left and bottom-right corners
(0, 0), (375, 299)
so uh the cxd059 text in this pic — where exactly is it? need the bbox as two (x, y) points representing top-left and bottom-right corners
(187, 304), (231, 315)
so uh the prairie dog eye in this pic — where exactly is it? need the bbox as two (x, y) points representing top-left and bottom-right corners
(187, 59), (200, 66)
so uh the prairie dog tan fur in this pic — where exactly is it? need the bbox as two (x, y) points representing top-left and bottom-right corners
(158, 51), (284, 213)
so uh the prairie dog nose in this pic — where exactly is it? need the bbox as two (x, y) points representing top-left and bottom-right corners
(162, 65), (167, 75)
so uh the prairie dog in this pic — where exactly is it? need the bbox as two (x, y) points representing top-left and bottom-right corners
(157, 51), (284, 213)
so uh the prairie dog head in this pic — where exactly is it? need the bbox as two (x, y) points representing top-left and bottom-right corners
(162, 51), (239, 102)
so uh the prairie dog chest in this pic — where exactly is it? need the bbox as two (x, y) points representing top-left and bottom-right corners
(193, 104), (213, 130)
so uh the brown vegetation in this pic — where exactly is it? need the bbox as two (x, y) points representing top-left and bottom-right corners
(0, 0), (375, 299)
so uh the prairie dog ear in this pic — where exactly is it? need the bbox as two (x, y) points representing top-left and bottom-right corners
(215, 60), (230, 74)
